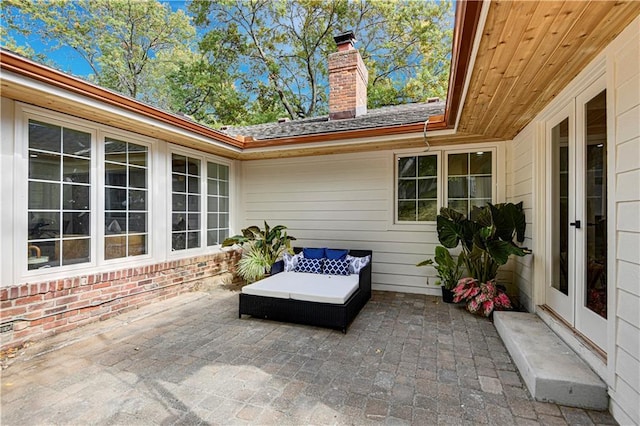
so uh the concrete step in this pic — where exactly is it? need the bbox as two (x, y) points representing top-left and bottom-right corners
(494, 311), (608, 410)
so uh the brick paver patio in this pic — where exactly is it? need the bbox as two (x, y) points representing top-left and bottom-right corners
(1, 289), (616, 425)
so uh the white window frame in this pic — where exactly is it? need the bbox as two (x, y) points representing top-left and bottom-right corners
(443, 146), (498, 216)
(390, 142), (504, 230)
(99, 130), (155, 266)
(13, 104), (163, 284)
(167, 144), (234, 260)
(393, 151), (442, 224)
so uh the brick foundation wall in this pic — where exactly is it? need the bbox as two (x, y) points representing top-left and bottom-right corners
(0, 249), (242, 351)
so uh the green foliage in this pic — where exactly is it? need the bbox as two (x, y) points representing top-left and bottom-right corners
(223, 221), (296, 282)
(191, 0), (453, 121)
(417, 246), (464, 290)
(436, 203), (531, 283)
(4, 0), (453, 126)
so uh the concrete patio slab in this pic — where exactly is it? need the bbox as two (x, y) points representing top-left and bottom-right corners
(1, 289), (616, 425)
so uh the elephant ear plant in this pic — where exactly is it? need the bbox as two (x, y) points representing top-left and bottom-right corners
(436, 202), (531, 316)
(222, 221), (296, 283)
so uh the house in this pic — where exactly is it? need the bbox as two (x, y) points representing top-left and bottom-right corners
(1, 1), (639, 423)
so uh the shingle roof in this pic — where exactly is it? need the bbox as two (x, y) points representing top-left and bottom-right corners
(222, 101), (445, 141)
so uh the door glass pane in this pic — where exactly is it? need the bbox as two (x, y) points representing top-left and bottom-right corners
(584, 90), (607, 318)
(552, 118), (569, 295)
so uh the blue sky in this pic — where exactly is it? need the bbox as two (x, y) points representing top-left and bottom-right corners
(8, 1), (191, 77)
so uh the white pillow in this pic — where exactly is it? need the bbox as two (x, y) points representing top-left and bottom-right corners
(282, 252), (303, 272)
(346, 254), (371, 274)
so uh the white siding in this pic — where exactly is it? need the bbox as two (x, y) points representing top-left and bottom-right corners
(610, 18), (640, 425)
(506, 126), (536, 312)
(240, 151), (441, 295)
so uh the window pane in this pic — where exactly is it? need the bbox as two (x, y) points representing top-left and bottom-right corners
(219, 213), (229, 228)
(398, 157), (416, 178)
(187, 158), (199, 175)
(398, 201), (416, 221)
(63, 212), (90, 237)
(207, 180), (219, 196)
(129, 234), (146, 257)
(448, 177), (468, 198)
(172, 174), (186, 192)
(63, 157), (90, 183)
(188, 176), (200, 194)
(207, 162), (218, 178)
(398, 180), (416, 200)
(28, 240), (59, 270)
(470, 176), (492, 198)
(28, 212), (60, 240)
(128, 213), (146, 233)
(219, 197), (228, 212)
(29, 182), (60, 210)
(172, 154), (186, 173)
(106, 188), (126, 210)
(418, 178), (437, 199)
(105, 162), (127, 187)
(29, 152), (60, 180)
(105, 235), (125, 260)
(219, 180), (229, 196)
(448, 153), (468, 175)
(207, 197), (218, 212)
(172, 214), (186, 231)
(470, 152), (492, 174)
(105, 212), (126, 234)
(448, 200), (468, 216)
(418, 156), (437, 176)
(207, 230), (218, 246)
(188, 213), (200, 230)
(63, 128), (91, 157)
(128, 144), (147, 166)
(188, 194), (200, 211)
(208, 213), (218, 228)
(219, 165), (229, 180)
(63, 184), (89, 210)
(62, 238), (90, 265)
(129, 167), (146, 189)
(129, 190), (146, 210)
(187, 231), (200, 248)
(29, 121), (60, 152)
(418, 200), (437, 221)
(172, 233), (185, 250)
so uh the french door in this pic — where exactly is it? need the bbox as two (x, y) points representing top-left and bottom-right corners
(546, 77), (608, 351)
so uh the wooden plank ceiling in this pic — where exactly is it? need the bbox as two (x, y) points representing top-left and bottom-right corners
(457, 0), (640, 141)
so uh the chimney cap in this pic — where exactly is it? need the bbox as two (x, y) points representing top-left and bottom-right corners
(334, 31), (356, 46)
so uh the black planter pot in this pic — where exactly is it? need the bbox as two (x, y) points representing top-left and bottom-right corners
(441, 287), (455, 303)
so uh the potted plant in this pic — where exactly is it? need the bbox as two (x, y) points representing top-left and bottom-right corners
(436, 202), (531, 316)
(417, 246), (464, 303)
(222, 221), (296, 283)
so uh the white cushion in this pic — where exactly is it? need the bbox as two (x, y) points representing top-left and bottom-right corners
(241, 272), (359, 304)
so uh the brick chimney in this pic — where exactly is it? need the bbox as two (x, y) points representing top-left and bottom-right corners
(328, 31), (368, 120)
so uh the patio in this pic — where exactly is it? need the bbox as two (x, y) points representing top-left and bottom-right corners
(1, 288), (615, 425)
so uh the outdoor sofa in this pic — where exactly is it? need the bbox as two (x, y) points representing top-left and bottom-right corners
(239, 247), (372, 333)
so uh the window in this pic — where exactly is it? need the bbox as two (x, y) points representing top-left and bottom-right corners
(447, 152), (492, 218)
(28, 120), (92, 270)
(206, 162), (229, 245)
(171, 154), (201, 251)
(397, 154), (438, 221)
(104, 138), (148, 259)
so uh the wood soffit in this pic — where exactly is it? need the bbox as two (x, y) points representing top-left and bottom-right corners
(458, 0), (640, 141)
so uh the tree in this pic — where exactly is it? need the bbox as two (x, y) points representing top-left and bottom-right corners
(190, 0), (453, 120)
(3, 0), (195, 103)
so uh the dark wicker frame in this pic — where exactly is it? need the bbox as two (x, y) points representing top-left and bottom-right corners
(239, 248), (372, 333)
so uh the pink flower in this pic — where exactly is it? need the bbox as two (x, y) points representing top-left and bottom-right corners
(496, 292), (512, 309)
